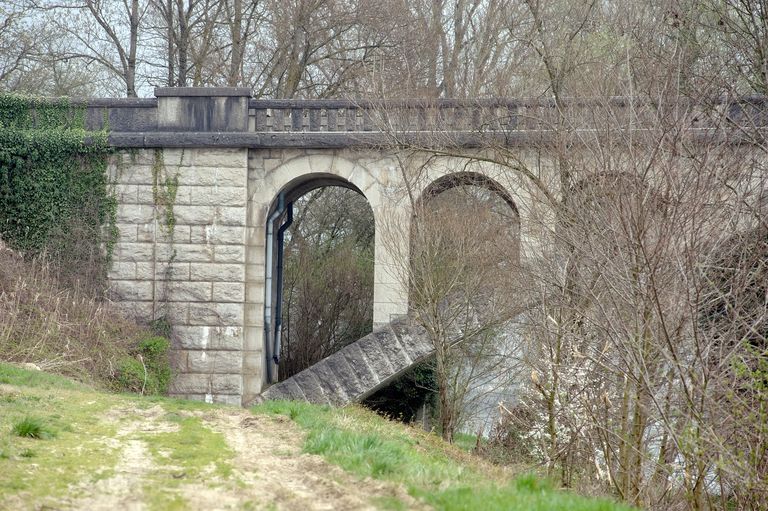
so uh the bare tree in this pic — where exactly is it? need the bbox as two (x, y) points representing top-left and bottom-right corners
(27, 0), (144, 96)
(377, 152), (525, 442)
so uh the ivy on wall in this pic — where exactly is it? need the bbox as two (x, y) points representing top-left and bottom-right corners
(0, 95), (116, 272)
(152, 148), (179, 234)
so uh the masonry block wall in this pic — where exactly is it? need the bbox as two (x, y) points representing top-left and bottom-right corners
(108, 147), (249, 405)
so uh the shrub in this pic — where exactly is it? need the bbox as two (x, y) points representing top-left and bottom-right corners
(479, 403), (537, 465)
(116, 336), (171, 395)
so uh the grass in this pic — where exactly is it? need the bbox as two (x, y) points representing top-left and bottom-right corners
(253, 400), (637, 511)
(0, 362), (234, 510)
(0, 364), (121, 505)
(11, 417), (56, 439)
(0, 363), (86, 391)
(141, 413), (233, 479)
(0, 362), (637, 511)
(453, 431), (485, 452)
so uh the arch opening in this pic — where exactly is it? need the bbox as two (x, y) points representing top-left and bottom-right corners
(363, 172), (523, 433)
(265, 174), (375, 383)
(420, 172), (520, 215)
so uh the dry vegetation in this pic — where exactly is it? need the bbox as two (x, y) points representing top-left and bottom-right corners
(0, 241), (152, 386)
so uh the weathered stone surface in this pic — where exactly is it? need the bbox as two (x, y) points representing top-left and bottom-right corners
(116, 224), (138, 242)
(135, 185), (155, 205)
(341, 343), (380, 390)
(391, 319), (434, 361)
(158, 244), (215, 263)
(211, 374), (242, 394)
(169, 373), (213, 394)
(112, 300), (153, 322)
(220, 168), (250, 187)
(187, 303), (244, 326)
(151, 262), (191, 281)
(355, 332), (396, 377)
(311, 360), (351, 406)
(187, 350), (242, 373)
(212, 394), (242, 406)
(173, 205), (215, 224)
(109, 280), (153, 301)
(160, 302), (190, 324)
(173, 325), (244, 350)
(190, 263), (245, 282)
(157, 92), (249, 133)
(290, 370), (327, 404)
(264, 318), (434, 405)
(115, 165), (154, 185)
(166, 281), (211, 302)
(372, 326), (413, 371)
(190, 225), (245, 245)
(265, 378), (306, 401)
(169, 350), (188, 372)
(190, 186), (246, 207)
(137, 224), (191, 243)
(215, 206), (247, 226)
(117, 204), (154, 224)
(323, 352), (366, 399)
(114, 184), (138, 203)
(212, 282), (245, 302)
(214, 245), (246, 263)
(108, 262), (136, 280)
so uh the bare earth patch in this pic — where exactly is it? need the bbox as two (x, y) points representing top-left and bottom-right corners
(65, 405), (174, 510)
(60, 405), (421, 511)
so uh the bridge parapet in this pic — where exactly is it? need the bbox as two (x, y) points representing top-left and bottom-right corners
(247, 96), (768, 134)
(9, 92), (763, 148)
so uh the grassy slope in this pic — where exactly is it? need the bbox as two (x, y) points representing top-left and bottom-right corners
(0, 363), (233, 510)
(0, 363), (635, 510)
(254, 400), (635, 511)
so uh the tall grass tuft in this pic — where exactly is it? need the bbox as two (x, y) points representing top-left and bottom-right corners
(11, 417), (56, 439)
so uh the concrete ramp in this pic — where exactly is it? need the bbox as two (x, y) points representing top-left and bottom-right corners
(262, 318), (434, 406)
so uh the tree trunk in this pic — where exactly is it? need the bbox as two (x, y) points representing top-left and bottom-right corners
(166, 0), (175, 86)
(126, 0), (139, 97)
(228, 0), (244, 87)
(175, 0), (189, 86)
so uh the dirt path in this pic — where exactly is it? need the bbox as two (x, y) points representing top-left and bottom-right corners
(64, 405), (421, 511)
(199, 408), (421, 511)
(67, 405), (176, 511)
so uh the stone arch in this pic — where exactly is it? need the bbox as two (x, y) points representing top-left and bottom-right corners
(261, 154), (384, 210)
(419, 171), (521, 217)
(263, 172), (371, 382)
(416, 171), (522, 259)
(249, 154), (409, 385)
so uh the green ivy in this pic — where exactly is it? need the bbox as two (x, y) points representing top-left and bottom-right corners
(151, 148), (179, 233)
(0, 94), (115, 269)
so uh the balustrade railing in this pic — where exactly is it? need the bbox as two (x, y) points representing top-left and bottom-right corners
(248, 97), (768, 134)
(4, 95), (766, 148)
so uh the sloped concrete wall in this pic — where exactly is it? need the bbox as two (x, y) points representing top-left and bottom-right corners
(262, 318), (434, 405)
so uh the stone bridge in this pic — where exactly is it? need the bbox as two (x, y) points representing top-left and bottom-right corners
(83, 87), (763, 406)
